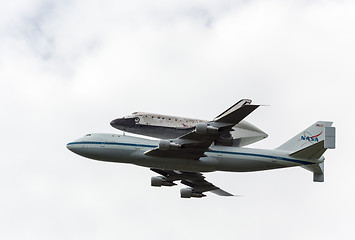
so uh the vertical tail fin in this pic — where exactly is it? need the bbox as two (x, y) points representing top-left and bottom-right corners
(277, 121), (336, 182)
(276, 121), (335, 154)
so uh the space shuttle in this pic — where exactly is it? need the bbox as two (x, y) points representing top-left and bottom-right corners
(110, 100), (268, 147)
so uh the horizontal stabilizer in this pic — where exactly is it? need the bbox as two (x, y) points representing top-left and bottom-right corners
(290, 140), (326, 160)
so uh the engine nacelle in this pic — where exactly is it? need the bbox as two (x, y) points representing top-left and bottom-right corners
(180, 188), (206, 198)
(158, 140), (181, 151)
(195, 123), (218, 134)
(151, 176), (175, 187)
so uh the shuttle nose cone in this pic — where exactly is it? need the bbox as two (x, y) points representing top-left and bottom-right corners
(110, 117), (135, 130)
(110, 119), (117, 127)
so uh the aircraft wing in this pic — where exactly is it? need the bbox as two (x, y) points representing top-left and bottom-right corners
(144, 99), (259, 160)
(151, 168), (233, 198)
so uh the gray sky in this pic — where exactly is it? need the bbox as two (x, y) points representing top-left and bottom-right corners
(1, 0), (354, 239)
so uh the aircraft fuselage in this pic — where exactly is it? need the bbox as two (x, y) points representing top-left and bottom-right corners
(67, 133), (319, 173)
(110, 112), (268, 147)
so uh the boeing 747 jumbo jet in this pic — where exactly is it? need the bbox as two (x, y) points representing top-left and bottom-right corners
(67, 99), (336, 198)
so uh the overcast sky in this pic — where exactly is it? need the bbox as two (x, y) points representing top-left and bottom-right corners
(1, 0), (354, 239)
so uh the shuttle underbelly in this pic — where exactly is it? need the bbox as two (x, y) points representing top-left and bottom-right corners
(110, 114), (267, 146)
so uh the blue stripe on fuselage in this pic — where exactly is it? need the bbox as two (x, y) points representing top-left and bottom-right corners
(67, 141), (313, 165)
(67, 141), (157, 148)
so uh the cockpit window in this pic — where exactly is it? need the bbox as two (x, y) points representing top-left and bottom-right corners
(132, 112), (138, 115)
(85, 134), (91, 137)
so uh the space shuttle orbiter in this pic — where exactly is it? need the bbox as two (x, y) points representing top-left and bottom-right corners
(110, 100), (268, 147)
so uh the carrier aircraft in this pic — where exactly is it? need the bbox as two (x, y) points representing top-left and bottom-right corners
(67, 99), (336, 198)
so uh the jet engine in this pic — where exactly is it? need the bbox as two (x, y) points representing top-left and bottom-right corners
(151, 176), (176, 187)
(195, 123), (218, 134)
(180, 188), (206, 198)
(158, 140), (181, 151)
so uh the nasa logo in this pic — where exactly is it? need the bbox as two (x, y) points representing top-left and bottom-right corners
(299, 131), (323, 145)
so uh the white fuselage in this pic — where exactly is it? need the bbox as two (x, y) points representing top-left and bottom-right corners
(67, 133), (320, 173)
(110, 112), (268, 147)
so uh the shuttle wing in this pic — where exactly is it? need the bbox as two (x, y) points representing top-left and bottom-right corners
(144, 99), (259, 160)
(151, 168), (233, 197)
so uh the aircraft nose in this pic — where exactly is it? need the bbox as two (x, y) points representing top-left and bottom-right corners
(66, 141), (85, 156)
(66, 142), (76, 153)
(110, 117), (136, 129)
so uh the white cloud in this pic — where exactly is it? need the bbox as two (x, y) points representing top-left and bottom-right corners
(0, 0), (354, 239)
